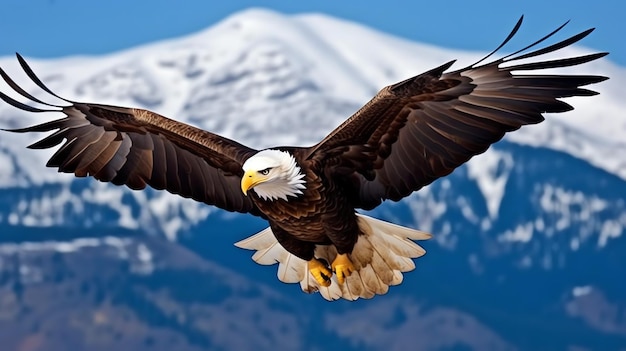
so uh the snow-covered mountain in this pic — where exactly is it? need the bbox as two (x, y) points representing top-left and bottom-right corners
(0, 8), (624, 351)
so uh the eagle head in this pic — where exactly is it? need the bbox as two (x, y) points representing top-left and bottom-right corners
(241, 149), (306, 201)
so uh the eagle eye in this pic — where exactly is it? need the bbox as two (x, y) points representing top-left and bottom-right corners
(259, 168), (271, 176)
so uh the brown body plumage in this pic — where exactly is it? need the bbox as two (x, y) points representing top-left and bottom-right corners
(0, 17), (608, 300)
(251, 149), (361, 259)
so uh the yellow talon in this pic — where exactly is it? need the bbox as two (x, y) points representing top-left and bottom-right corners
(332, 253), (355, 285)
(308, 258), (332, 287)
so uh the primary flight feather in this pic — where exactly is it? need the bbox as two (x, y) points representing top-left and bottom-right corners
(0, 17), (608, 300)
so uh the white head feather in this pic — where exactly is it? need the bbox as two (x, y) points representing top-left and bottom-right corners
(242, 149), (306, 201)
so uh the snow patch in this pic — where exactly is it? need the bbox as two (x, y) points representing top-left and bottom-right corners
(572, 285), (593, 297)
(457, 196), (480, 224)
(0, 151), (16, 186)
(537, 184), (623, 247)
(407, 192), (447, 239)
(499, 222), (534, 243)
(132, 243), (155, 275)
(0, 236), (132, 255)
(598, 220), (623, 248)
(81, 183), (138, 230)
(1, 184), (84, 227)
(467, 149), (514, 219)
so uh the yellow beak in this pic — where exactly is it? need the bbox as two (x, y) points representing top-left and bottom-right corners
(241, 170), (267, 195)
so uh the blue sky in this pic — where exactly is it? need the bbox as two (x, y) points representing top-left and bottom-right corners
(0, 0), (622, 65)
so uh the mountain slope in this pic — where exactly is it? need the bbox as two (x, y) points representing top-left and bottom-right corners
(0, 8), (624, 351)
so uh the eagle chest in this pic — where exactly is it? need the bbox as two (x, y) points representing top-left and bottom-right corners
(252, 173), (355, 242)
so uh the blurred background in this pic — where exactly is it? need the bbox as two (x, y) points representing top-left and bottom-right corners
(0, 1), (624, 350)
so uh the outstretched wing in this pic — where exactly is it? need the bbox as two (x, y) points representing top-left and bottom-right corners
(0, 54), (261, 215)
(306, 17), (608, 210)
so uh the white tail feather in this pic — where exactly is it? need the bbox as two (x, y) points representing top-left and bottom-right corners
(234, 214), (432, 301)
(234, 227), (275, 250)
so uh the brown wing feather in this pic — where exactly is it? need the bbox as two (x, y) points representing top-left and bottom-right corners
(0, 55), (260, 215)
(306, 18), (608, 210)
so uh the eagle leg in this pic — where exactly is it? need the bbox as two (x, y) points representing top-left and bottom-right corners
(308, 258), (332, 287)
(332, 253), (355, 284)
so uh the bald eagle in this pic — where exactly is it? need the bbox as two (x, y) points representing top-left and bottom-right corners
(0, 17), (607, 300)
